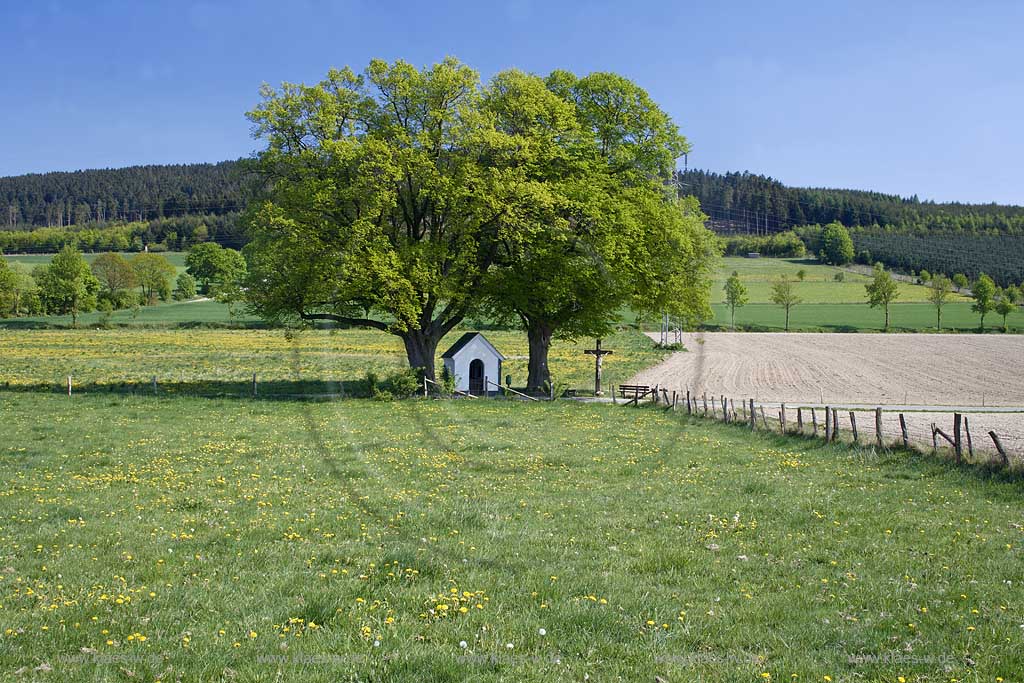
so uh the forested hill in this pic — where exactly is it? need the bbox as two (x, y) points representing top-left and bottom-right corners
(4, 160), (1023, 237)
(678, 169), (1024, 235)
(1, 161), (245, 228)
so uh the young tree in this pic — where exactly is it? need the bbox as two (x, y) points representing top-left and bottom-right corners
(796, 269), (807, 281)
(994, 288), (1016, 332)
(185, 242), (246, 295)
(926, 274), (954, 330)
(770, 277), (802, 331)
(819, 221), (854, 265)
(971, 273), (997, 331)
(723, 271), (748, 330)
(173, 272), (198, 301)
(35, 245), (100, 326)
(91, 252), (137, 308)
(131, 253), (175, 305)
(952, 273), (969, 292)
(864, 262), (900, 331)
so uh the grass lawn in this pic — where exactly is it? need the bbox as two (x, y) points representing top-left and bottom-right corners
(1, 394), (1021, 681)
(0, 327), (664, 396)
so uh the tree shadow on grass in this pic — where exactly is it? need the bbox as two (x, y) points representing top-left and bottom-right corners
(0, 378), (379, 401)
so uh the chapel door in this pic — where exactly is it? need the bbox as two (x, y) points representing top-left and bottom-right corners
(469, 359), (484, 394)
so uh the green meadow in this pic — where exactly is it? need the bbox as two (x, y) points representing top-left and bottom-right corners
(1, 393), (1021, 681)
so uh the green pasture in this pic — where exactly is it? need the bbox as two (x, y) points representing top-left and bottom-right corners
(709, 301), (1024, 333)
(0, 393), (1020, 681)
(710, 257), (970, 305)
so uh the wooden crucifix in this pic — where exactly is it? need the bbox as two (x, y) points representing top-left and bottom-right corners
(584, 339), (613, 396)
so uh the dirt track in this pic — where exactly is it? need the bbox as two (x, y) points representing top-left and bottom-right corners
(630, 332), (1024, 457)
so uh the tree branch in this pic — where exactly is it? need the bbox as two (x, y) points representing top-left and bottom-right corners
(299, 311), (389, 331)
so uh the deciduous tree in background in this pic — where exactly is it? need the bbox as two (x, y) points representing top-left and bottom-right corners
(819, 221), (854, 265)
(952, 273), (969, 292)
(971, 273), (996, 331)
(994, 288), (1016, 332)
(723, 271), (748, 330)
(173, 273), (198, 301)
(770, 277), (801, 331)
(34, 245), (99, 326)
(865, 262), (900, 331)
(185, 242), (246, 296)
(131, 253), (175, 305)
(926, 274), (953, 330)
(91, 252), (137, 308)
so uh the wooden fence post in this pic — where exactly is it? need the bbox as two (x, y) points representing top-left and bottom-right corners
(797, 407), (803, 434)
(931, 423), (938, 452)
(832, 408), (839, 442)
(899, 413), (909, 448)
(780, 403), (787, 434)
(703, 394), (708, 416)
(760, 406), (769, 430)
(824, 407), (832, 442)
(749, 399), (756, 431)
(953, 413), (963, 464)
(721, 395), (727, 422)
(252, 373), (258, 397)
(67, 375), (72, 397)
(849, 411), (858, 443)
(152, 376), (158, 395)
(686, 390), (692, 415)
(811, 408), (818, 436)
(989, 431), (1009, 466)
(964, 416), (973, 460)
(875, 408), (883, 448)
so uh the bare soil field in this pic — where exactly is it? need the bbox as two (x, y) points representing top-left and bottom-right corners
(631, 332), (1024, 457)
(635, 332), (1024, 407)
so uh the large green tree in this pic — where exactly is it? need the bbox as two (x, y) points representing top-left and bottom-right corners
(243, 58), (522, 378)
(479, 69), (716, 390)
(35, 245), (100, 325)
(864, 262), (900, 331)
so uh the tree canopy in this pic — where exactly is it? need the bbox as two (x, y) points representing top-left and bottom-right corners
(864, 262), (900, 330)
(243, 58), (716, 382)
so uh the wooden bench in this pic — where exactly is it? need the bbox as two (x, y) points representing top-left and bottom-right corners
(618, 384), (652, 400)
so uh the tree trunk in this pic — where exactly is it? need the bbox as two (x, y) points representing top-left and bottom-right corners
(526, 320), (554, 392)
(400, 329), (440, 381)
(885, 305), (890, 331)
(784, 307), (790, 332)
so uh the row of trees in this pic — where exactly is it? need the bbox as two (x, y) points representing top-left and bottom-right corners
(721, 265), (1022, 332)
(241, 59), (718, 390)
(0, 212), (244, 255)
(0, 242), (247, 323)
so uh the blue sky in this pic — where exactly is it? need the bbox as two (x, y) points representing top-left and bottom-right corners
(2, 0), (1022, 204)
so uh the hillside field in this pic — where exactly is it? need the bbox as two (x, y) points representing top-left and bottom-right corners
(1, 393), (1022, 681)
(707, 257), (1023, 332)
